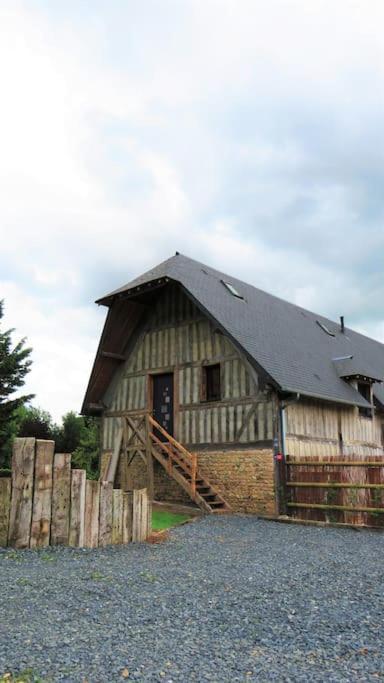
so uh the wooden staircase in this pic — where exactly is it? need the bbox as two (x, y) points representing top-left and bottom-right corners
(148, 415), (230, 514)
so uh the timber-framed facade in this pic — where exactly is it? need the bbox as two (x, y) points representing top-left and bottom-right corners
(82, 253), (384, 516)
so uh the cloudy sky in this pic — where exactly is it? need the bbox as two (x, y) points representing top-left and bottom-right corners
(1, 0), (383, 422)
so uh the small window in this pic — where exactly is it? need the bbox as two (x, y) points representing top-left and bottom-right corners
(221, 280), (244, 299)
(202, 364), (221, 402)
(358, 382), (372, 418)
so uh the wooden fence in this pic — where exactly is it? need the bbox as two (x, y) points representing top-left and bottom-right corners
(285, 454), (384, 527)
(0, 438), (151, 549)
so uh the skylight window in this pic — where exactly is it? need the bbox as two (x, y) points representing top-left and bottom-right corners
(221, 280), (244, 299)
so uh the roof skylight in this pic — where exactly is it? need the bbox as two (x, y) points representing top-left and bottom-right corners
(221, 280), (244, 299)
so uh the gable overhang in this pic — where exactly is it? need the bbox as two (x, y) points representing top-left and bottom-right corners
(95, 276), (172, 306)
(81, 297), (147, 415)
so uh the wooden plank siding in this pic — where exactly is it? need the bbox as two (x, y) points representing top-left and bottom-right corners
(101, 285), (275, 451)
(285, 399), (384, 458)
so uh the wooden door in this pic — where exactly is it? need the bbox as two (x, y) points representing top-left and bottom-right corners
(152, 373), (174, 440)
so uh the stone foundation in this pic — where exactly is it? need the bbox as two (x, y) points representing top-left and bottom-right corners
(109, 448), (277, 516)
(196, 449), (276, 515)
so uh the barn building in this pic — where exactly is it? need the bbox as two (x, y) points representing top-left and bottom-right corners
(82, 253), (384, 516)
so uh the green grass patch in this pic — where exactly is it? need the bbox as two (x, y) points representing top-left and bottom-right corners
(152, 509), (191, 531)
(0, 669), (45, 682)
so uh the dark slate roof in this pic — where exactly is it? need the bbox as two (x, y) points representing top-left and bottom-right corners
(97, 253), (384, 409)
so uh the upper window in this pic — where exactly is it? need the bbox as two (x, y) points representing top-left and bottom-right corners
(202, 364), (221, 402)
(221, 280), (244, 299)
(357, 381), (372, 418)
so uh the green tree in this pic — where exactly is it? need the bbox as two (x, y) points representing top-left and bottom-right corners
(53, 411), (100, 478)
(54, 411), (84, 453)
(17, 405), (54, 441)
(72, 416), (100, 479)
(0, 301), (33, 468)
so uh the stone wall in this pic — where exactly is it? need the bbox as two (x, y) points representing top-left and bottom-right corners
(196, 449), (276, 516)
(111, 447), (277, 515)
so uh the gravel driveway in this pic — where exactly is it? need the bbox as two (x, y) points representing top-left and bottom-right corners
(0, 516), (383, 682)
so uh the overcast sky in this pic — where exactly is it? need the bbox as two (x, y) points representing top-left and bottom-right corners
(1, 0), (383, 422)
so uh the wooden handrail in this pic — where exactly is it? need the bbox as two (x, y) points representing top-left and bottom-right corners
(148, 415), (197, 498)
(191, 452), (197, 498)
(148, 415), (193, 459)
(149, 432), (192, 473)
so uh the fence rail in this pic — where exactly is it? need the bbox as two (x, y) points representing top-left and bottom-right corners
(285, 453), (384, 527)
(0, 438), (151, 549)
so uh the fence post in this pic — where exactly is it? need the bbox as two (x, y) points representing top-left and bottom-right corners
(0, 478), (11, 547)
(99, 481), (113, 546)
(30, 440), (54, 548)
(51, 453), (71, 545)
(84, 480), (100, 548)
(8, 438), (36, 548)
(122, 492), (133, 543)
(275, 452), (288, 516)
(69, 469), (86, 547)
(112, 488), (123, 544)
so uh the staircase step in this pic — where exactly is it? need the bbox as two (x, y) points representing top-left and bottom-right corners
(149, 419), (230, 514)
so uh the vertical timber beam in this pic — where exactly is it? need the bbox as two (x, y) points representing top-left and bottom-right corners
(145, 414), (155, 500)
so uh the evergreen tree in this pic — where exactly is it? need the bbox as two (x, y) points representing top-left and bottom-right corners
(0, 300), (33, 468)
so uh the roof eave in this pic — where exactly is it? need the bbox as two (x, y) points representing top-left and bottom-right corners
(280, 386), (372, 409)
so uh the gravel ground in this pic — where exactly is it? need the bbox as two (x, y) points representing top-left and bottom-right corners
(0, 516), (383, 683)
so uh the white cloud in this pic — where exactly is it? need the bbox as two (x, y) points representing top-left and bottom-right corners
(0, 0), (384, 420)
(0, 281), (105, 422)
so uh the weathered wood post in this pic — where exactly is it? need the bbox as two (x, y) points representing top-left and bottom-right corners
(84, 479), (100, 548)
(69, 469), (86, 547)
(0, 478), (11, 547)
(51, 453), (71, 545)
(30, 440), (54, 548)
(99, 481), (113, 546)
(8, 438), (36, 548)
(112, 488), (123, 544)
(122, 491), (133, 543)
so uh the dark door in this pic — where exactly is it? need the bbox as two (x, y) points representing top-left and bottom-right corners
(152, 373), (174, 440)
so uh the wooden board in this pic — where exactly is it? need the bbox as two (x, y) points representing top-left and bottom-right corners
(51, 453), (71, 545)
(132, 488), (149, 542)
(30, 440), (54, 548)
(99, 451), (112, 481)
(0, 478), (11, 547)
(122, 492), (132, 544)
(112, 488), (123, 544)
(105, 424), (123, 484)
(69, 469), (86, 547)
(8, 438), (36, 548)
(84, 480), (100, 548)
(99, 481), (113, 546)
